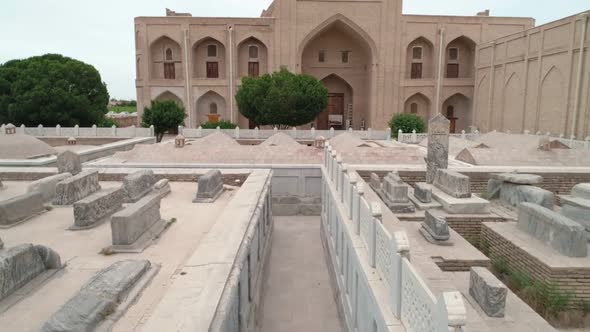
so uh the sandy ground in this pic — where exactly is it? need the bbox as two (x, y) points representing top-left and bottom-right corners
(257, 216), (342, 332)
(0, 181), (233, 332)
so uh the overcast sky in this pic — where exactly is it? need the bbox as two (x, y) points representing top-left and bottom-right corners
(1, 1), (588, 100)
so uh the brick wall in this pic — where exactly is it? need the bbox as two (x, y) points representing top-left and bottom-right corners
(446, 215), (505, 246)
(482, 223), (590, 305)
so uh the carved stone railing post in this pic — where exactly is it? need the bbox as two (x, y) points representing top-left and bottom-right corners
(348, 173), (357, 219)
(368, 202), (381, 267)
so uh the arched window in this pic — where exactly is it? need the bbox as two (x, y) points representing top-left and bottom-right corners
(410, 103), (418, 114)
(249, 45), (259, 59)
(165, 48), (173, 61)
(210, 102), (218, 114)
(207, 45), (217, 57)
(412, 47), (423, 60)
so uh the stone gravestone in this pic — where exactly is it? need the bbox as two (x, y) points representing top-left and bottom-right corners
(517, 202), (587, 257)
(561, 183), (590, 236)
(369, 173), (381, 191)
(193, 170), (224, 203)
(434, 169), (471, 198)
(56, 150), (82, 175)
(469, 267), (507, 317)
(426, 114), (450, 184)
(414, 183), (432, 203)
(420, 209), (451, 245)
(380, 172), (415, 213)
(122, 170), (157, 203)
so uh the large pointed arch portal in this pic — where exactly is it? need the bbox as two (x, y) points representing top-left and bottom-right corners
(299, 15), (375, 129)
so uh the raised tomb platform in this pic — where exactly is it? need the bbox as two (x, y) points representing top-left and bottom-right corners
(53, 170), (101, 205)
(560, 183), (590, 239)
(193, 169), (224, 203)
(431, 170), (489, 214)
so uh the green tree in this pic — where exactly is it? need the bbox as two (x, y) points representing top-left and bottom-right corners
(142, 100), (186, 142)
(0, 54), (109, 126)
(236, 68), (328, 128)
(389, 113), (426, 138)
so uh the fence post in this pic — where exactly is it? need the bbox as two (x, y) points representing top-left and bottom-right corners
(348, 173), (357, 219)
(292, 127), (296, 138)
(330, 127), (335, 138)
(340, 164), (348, 203)
(311, 127), (315, 139)
(197, 126), (203, 138)
(570, 135), (575, 147)
(0, 124), (4, 135)
(386, 127), (392, 140)
(111, 125), (116, 137)
(274, 127), (278, 135)
(398, 129), (402, 141)
(355, 183), (364, 235)
(216, 126), (221, 133)
(336, 155), (343, 192)
(234, 126), (240, 139)
(55, 124), (61, 136)
(92, 124), (97, 136)
(149, 125), (154, 137)
(331, 151), (338, 182)
(38, 124), (44, 136)
(437, 292), (467, 332)
(254, 127), (259, 139)
(368, 202), (381, 268)
(368, 127), (373, 140)
(461, 130), (466, 140)
(411, 129), (417, 143)
(74, 124), (79, 136)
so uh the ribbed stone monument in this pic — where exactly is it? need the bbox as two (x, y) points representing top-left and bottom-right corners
(53, 170), (101, 205)
(426, 114), (450, 184)
(56, 150), (82, 175)
(193, 169), (224, 203)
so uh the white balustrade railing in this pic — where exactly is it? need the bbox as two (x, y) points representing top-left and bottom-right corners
(0, 123), (154, 138)
(179, 126), (391, 141)
(398, 128), (590, 151)
(322, 142), (466, 331)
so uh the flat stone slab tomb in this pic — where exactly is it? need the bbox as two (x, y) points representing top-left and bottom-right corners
(431, 169), (489, 214)
(122, 169), (156, 203)
(0, 191), (46, 228)
(110, 193), (168, 253)
(0, 244), (62, 309)
(193, 169), (224, 203)
(409, 184), (442, 210)
(53, 170), (101, 206)
(420, 209), (452, 246)
(71, 187), (125, 230)
(41, 260), (158, 332)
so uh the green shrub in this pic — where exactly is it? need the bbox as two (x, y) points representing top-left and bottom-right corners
(510, 270), (532, 291)
(491, 255), (510, 276)
(527, 281), (573, 317)
(200, 120), (238, 129)
(97, 117), (117, 128)
(389, 113), (426, 138)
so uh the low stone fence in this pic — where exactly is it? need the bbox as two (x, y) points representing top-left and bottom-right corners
(141, 170), (273, 331)
(180, 126), (391, 140)
(0, 124), (154, 138)
(323, 144), (466, 331)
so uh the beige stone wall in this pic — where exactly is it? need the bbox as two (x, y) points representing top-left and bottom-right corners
(135, 0), (536, 129)
(474, 12), (590, 138)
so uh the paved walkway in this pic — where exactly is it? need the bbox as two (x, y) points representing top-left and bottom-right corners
(257, 216), (343, 332)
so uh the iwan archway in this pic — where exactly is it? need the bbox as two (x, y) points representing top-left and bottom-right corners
(300, 16), (374, 130)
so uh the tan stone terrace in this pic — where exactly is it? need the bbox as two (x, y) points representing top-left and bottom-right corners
(0, 181), (232, 331)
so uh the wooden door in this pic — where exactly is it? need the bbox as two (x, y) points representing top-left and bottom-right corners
(411, 63), (423, 79)
(317, 94), (344, 130)
(206, 62), (219, 78)
(447, 64), (459, 78)
(248, 62), (260, 77)
(164, 63), (175, 79)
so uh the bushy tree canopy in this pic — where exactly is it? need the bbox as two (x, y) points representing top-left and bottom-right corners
(200, 120), (237, 129)
(389, 113), (426, 138)
(142, 100), (186, 142)
(236, 68), (328, 128)
(0, 54), (109, 126)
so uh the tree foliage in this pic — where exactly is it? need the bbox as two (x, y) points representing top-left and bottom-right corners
(236, 68), (328, 128)
(389, 113), (426, 138)
(142, 100), (186, 142)
(0, 54), (109, 126)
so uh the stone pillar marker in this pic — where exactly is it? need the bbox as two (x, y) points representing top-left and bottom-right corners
(426, 114), (450, 184)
